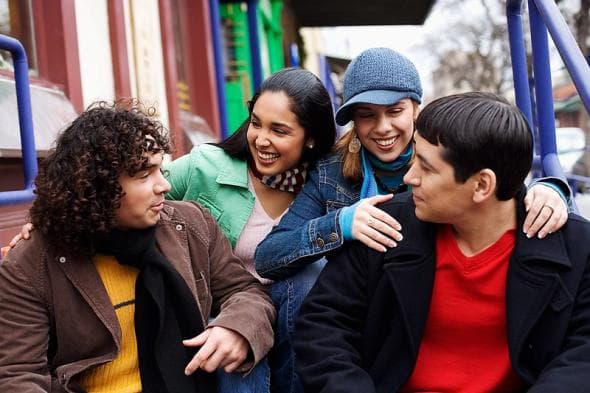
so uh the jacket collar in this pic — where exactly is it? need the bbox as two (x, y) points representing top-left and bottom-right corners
(216, 154), (249, 188)
(378, 186), (572, 361)
(53, 251), (121, 346)
(381, 193), (436, 357)
(156, 202), (201, 305)
(511, 187), (571, 268)
(386, 186), (571, 268)
(51, 205), (206, 346)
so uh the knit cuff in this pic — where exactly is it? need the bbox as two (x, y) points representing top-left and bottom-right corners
(339, 201), (360, 241)
(528, 177), (573, 212)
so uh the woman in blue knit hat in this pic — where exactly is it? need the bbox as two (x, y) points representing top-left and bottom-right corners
(254, 47), (570, 392)
(256, 47), (568, 274)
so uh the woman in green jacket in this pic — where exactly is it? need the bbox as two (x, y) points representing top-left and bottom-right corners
(164, 68), (337, 393)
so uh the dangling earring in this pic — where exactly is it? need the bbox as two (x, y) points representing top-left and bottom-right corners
(348, 132), (361, 153)
(306, 142), (315, 149)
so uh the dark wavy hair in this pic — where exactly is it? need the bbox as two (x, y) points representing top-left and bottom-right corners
(29, 101), (171, 255)
(214, 67), (337, 168)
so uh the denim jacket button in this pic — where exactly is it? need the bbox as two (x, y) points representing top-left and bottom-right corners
(58, 256), (66, 263)
(329, 233), (339, 242)
(317, 237), (325, 248)
(175, 224), (183, 231)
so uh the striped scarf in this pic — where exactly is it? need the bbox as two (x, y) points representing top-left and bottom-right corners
(249, 162), (308, 194)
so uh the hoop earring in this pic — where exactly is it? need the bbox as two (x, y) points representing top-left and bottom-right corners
(348, 133), (361, 153)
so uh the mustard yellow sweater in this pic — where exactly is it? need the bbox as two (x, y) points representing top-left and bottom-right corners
(80, 255), (141, 393)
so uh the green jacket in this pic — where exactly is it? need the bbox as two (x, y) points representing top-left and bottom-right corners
(165, 144), (255, 247)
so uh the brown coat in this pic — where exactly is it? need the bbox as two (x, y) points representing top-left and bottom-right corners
(0, 201), (275, 392)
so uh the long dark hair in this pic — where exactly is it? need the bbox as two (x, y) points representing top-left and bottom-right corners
(215, 68), (336, 167)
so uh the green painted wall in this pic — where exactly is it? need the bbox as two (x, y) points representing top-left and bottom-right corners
(220, 3), (253, 133)
(219, 0), (285, 134)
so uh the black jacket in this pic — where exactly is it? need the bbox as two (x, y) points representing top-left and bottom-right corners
(294, 188), (590, 393)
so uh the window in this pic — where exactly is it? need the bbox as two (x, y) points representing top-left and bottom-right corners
(0, 0), (37, 75)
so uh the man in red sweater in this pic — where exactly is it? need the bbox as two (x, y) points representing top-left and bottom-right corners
(294, 92), (590, 393)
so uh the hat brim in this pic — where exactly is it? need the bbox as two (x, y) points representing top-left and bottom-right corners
(335, 90), (421, 126)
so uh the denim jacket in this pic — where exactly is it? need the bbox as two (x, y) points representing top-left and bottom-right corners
(254, 153), (572, 281)
(255, 154), (359, 280)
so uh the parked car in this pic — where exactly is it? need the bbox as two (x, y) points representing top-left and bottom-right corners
(556, 127), (588, 192)
(556, 127), (585, 173)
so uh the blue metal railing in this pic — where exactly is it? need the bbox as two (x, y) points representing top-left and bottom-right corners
(0, 34), (37, 206)
(247, 0), (263, 90)
(318, 54), (338, 111)
(289, 43), (300, 67)
(209, 0), (230, 139)
(507, 0), (590, 211)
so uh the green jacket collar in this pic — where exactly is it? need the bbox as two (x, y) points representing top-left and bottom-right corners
(217, 155), (249, 189)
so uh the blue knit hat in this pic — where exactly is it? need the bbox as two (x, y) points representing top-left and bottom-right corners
(335, 47), (423, 125)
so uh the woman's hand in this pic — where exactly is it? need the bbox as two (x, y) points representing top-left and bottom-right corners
(9, 223), (34, 248)
(523, 184), (568, 239)
(351, 194), (403, 252)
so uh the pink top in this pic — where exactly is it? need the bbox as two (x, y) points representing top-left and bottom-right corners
(234, 174), (285, 285)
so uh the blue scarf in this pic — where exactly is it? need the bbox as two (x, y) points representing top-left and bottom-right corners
(360, 144), (413, 198)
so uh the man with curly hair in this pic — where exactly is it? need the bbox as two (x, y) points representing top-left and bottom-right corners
(0, 103), (275, 393)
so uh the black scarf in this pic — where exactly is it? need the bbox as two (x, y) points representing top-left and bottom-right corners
(96, 227), (216, 393)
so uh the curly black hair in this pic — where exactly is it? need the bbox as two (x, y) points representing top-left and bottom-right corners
(29, 101), (171, 255)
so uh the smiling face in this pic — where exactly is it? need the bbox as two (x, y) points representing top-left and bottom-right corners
(247, 91), (308, 176)
(352, 99), (416, 162)
(403, 134), (475, 224)
(114, 152), (171, 229)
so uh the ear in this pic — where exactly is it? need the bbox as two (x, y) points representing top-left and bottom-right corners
(471, 168), (496, 203)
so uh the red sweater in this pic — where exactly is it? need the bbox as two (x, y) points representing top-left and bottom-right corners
(400, 225), (524, 393)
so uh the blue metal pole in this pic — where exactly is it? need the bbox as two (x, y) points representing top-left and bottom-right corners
(528, 0), (576, 212)
(318, 54), (337, 109)
(0, 189), (36, 205)
(529, 0), (559, 161)
(208, 0), (229, 139)
(0, 34), (37, 206)
(247, 0), (263, 90)
(533, 0), (590, 113)
(289, 43), (299, 67)
(506, 0), (534, 127)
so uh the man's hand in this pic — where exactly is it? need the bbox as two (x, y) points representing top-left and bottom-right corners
(183, 326), (249, 375)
